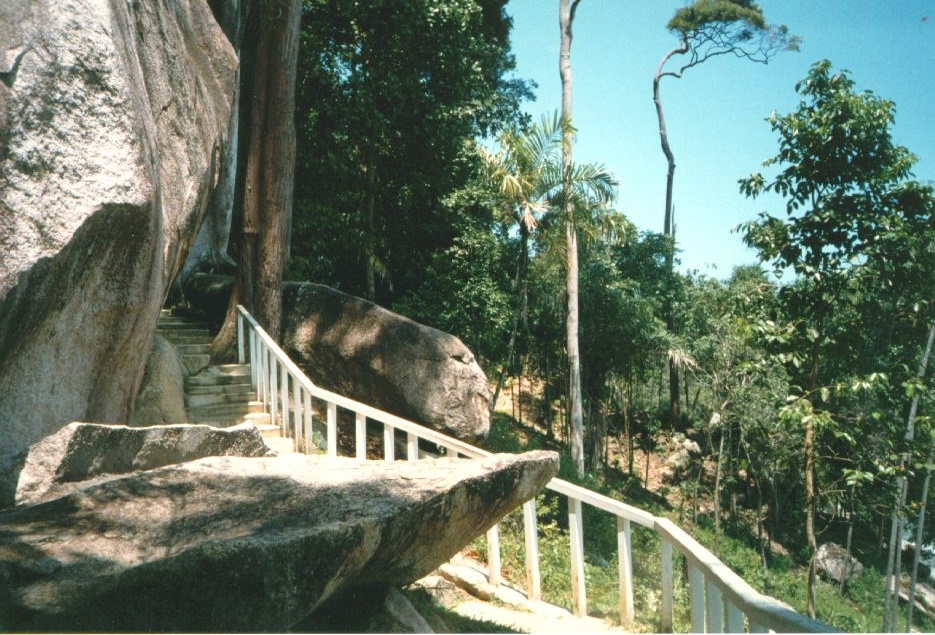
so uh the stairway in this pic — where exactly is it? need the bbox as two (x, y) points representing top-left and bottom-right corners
(156, 311), (295, 454)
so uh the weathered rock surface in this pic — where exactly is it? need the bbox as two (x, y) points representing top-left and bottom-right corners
(0, 451), (558, 632)
(816, 542), (864, 585)
(0, 0), (238, 506)
(282, 282), (492, 442)
(14, 421), (271, 506)
(661, 433), (701, 484)
(129, 335), (189, 426)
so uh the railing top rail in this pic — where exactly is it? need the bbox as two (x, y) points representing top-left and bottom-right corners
(546, 478), (655, 528)
(654, 518), (836, 633)
(237, 304), (832, 633)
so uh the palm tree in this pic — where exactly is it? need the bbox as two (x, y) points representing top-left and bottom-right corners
(481, 113), (623, 470)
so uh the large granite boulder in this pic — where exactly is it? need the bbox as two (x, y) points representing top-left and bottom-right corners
(282, 282), (492, 443)
(129, 335), (189, 426)
(0, 451), (558, 632)
(0, 0), (238, 506)
(13, 421), (271, 506)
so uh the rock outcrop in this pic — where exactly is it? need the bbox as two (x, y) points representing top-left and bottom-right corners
(0, 0), (238, 506)
(13, 421), (271, 506)
(0, 451), (558, 632)
(816, 542), (864, 586)
(129, 335), (189, 426)
(282, 282), (492, 442)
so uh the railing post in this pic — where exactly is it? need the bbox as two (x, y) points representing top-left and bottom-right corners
(293, 385), (303, 453)
(384, 424), (395, 462)
(326, 401), (337, 457)
(407, 432), (418, 462)
(689, 563), (705, 634)
(302, 391), (312, 454)
(237, 311), (244, 364)
(569, 497), (587, 617)
(257, 346), (269, 410)
(280, 364), (289, 437)
(523, 499), (541, 601)
(269, 356), (279, 427)
(249, 331), (257, 390)
(706, 578), (724, 633)
(661, 539), (674, 633)
(256, 339), (265, 401)
(618, 516), (634, 624)
(725, 600), (745, 633)
(486, 524), (502, 586)
(355, 413), (367, 460)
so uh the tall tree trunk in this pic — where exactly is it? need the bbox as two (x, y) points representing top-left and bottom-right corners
(804, 310), (824, 620)
(804, 412), (818, 619)
(560, 0), (584, 477)
(215, 0), (300, 353)
(884, 322), (934, 631)
(714, 427), (725, 553)
(364, 161), (376, 302)
(652, 42), (686, 250)
(907, 434), (934, 631)
(890, 322), (935, 631)
(653, 43), (687, 430)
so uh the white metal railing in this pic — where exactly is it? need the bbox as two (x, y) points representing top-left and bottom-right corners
(236, 305), (835, 633)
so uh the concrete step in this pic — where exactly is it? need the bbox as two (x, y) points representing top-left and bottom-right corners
(264, 436), (297, 454)
(186, 400), (264, 422)
(185, 391), (257, 408)
(156, 329), (214, 344)
(186, 382), (255, 396)
(157, 315), (196, 324)
(175, 343), (212, 356)
(242, 411), (273, 428)
(156, 320), (210, 331)
(186, 365), (251, 387)
(160, 334), (214, 346)
(186, 373), (251, 388)
(255, 423), (282, 439)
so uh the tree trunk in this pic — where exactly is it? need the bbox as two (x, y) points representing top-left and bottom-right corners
(560, 0), (584, 477)
(903, 323), (935, 631)
(215, 0), (300, 352)
(364, 161), (376, 302)
(884, 322), (934, 631)
(842, 484), (855, 594)
(907, 435), (934, 631)
(653, 43), (687, 430)
(652, 43), (686, 249)
(714, 428), (725, 553)
(804, 412), (818, 619)
(804, 307), (825, 620)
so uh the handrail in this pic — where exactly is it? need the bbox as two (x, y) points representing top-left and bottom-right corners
(235, 305), (834, 633)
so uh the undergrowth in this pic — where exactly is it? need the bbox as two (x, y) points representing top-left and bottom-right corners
(476, 412), (935, 633)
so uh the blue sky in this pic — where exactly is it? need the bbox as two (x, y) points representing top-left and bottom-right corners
(504, 0), (935, 278)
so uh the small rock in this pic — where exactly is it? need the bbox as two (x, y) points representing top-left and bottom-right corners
(816, 542), (864, 585)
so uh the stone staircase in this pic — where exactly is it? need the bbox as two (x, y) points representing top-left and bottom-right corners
(157, 311), (295, 454)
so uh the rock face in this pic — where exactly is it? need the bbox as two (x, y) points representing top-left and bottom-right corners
(14, 421), (272, 506)
(0, 0), (238, 506)
(816, 542), (864, 586)
(282, 282), (492, 442)
(129, 336), (189, 426)
(0, 451), (558, 632)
